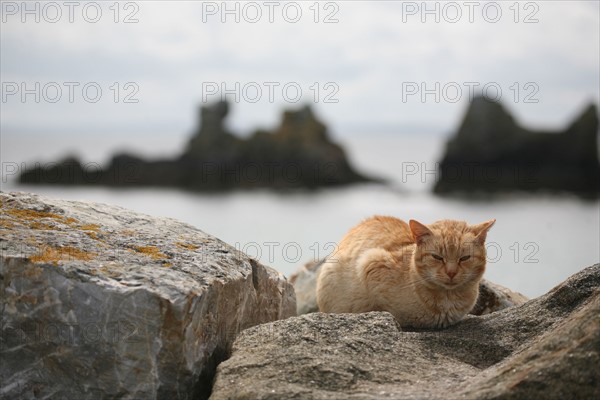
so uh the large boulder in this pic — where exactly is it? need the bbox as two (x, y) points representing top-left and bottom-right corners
(0, 192), (296, 399)
(289, 259), (528, 315)
(211, 264), (599, 399)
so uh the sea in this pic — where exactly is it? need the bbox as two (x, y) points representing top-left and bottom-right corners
(2, 132), (599, 299)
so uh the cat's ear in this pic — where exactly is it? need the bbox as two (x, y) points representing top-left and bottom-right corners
(409, 220), (432, 245)
(471, 219), (496, 243)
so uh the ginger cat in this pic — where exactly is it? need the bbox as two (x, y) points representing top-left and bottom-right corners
(316, 216), (495, 329)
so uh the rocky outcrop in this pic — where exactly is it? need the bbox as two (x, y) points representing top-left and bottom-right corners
(211, 264), (599, 399)
(0, 192), (296, 399)
(470, 278), (529, 315)
(289, 260), (326, 315)
(18, 102), (375, 190)
(434, 97), (600, 198)
(289, 259), (528, 315)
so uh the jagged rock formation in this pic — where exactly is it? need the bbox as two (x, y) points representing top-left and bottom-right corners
(211, 264), (599, 399)
(0, 192), (296, 399)
(18, 102), (374, 190)
(289, 260), (528, 316)
(434, 97), (600, 197)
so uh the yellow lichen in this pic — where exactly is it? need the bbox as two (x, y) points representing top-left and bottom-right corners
(29, 246), (96, 265)
(6, 208), (79, 226)
(132, 245), (168, 260)
(80, 223), (101, 232)
(0, 219), (15, 229)
(85, 232), (99, 240)
(176, 242), (200, 251)
(80, 224), (102, 240)
(29, 221), (55, 230)
(4, 208), (107, 239)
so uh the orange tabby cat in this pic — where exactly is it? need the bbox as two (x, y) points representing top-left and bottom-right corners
(316, 216), (495, 329)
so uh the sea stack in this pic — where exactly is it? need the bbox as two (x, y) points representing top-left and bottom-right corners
(434, 97), (600, 198)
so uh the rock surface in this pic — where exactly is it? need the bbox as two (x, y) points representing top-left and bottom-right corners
(289, 259), (528, 315)
(434, 96), (600, 197)
(211, 264), (599, 399)
(18, 102), (376, 190)
(0, 192), (296, 399)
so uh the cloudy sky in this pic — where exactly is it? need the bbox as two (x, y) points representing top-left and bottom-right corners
(1, 0), (599, 164)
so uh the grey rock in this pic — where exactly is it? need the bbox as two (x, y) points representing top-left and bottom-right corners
(211, 264), (599, 400)
(18, 102), (377, 190)
(434, 96), (600, 197)
(289, 259), (325, 315)
(289, 259), (528, 316)
(470, 277), (529, 316)
(0, 191), (296, 400)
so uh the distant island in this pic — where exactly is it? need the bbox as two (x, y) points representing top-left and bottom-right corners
(434, 97), (600, 198)
(19, 102), (376, 190)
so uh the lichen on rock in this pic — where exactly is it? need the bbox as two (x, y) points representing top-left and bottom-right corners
(0, 191), (296, 399)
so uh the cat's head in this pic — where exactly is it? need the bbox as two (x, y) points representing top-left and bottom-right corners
(409, 219), (495, 290)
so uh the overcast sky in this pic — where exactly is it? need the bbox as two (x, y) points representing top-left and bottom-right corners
(1, 1), (599, 161)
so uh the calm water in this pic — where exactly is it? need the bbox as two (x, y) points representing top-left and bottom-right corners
(2, 133), (599, 298)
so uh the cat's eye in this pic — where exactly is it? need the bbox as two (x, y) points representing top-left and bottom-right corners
(459, 255), (471, 262)
(431, 254), (444, 261)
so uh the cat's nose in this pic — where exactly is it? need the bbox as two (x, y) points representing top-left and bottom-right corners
(446, 271), (457, 279)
